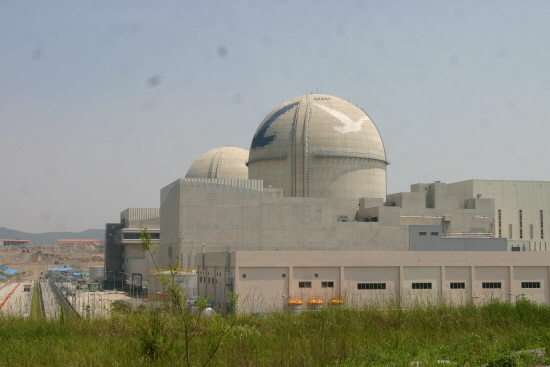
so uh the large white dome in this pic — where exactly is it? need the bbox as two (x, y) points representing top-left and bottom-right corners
(248, 94), (387, 206)
(186, 147), (249, 180)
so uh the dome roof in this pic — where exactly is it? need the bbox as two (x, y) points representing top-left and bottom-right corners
(248, 94), (387, 208)
(185, 147), (249, 180)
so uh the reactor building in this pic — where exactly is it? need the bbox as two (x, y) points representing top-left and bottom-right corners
(155, 94), (506, 270)
(105, 93), (550, 311)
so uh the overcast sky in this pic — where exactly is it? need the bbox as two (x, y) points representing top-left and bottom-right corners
(2, 1), (550, 233)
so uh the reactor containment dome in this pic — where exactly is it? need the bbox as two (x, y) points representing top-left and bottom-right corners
(248, 94), (388, 207)
(185, 146), (249, 180)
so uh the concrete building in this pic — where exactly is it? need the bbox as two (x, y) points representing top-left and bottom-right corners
(158, 178), (504, 270)
(0, 239), (31, 246)
(448, 180), (550, 251)
(199, 250), (550, 313)
(158, 94), (505, 270)
(106, 93), (550, 310)
(104, 208), (160, 293)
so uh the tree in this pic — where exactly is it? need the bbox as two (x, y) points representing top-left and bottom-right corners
(139, 226), (235, 366)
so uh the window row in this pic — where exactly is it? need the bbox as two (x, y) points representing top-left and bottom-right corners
(199, 277), (218, 284)
(298, 281), (334, 288)
(234, 277), (541, 290)
(122, 232), (160, 239)
(355, 282), (542, 290)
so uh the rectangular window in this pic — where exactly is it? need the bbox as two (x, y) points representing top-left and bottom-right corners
(431, 232), (439, 236)
(511, 246), (521, 252)
(299, 281), (312, 288)
(412, 283), (432, 289)
(314, 274), (319, 278)
(321, 281), (334, 288)
(242, 274), (246, 279)
(519, 210), (523, 239)
(530, 224), (534, 240)
(522, 282), (541, 288)
(498, 209), (502, 237)
(482, 282), (502, 289)
(282, 274), (286, 278)
(509, 224), (513, 239)
(450, 282), (465, 289)
(357, 283), (386, 290)
(419, 232), (427, 236)
(541, 210), (544, 239)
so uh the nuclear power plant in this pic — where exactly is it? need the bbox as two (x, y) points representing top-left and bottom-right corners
(105, 93), (550, 312)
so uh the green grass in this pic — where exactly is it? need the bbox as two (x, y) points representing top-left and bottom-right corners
(1, 299), (550, 366)
(30, 282), (41, 319)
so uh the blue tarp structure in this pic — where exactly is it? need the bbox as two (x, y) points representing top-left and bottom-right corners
(0, 275), (7, 280)
(47, 265), (73, 272)
(0, 265), (18, 275)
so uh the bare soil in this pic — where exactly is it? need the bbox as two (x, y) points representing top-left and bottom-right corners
(0, 242), (104, 280)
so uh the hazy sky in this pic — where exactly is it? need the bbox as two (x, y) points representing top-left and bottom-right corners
(2, 1), (550, 233)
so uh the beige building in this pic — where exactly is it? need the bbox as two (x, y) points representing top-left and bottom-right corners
(105, 93), (550, 311)
(105, 208), (160, 294)
(199, 251), (550, 313)
(448, 180), (550, 250)
(158, 179), (503, 270)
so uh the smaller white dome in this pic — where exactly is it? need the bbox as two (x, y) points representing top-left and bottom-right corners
(185, 147), (249, 180)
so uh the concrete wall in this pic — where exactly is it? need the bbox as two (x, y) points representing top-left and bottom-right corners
(409, 225), (507, 251)
(198, 251), (550, 313)
(160, 179), (411, 269)
(158, 180), (502, 270)
(448, 180), (550, 247)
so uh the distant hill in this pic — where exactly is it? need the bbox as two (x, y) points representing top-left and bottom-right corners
(0, 227), (105, 245)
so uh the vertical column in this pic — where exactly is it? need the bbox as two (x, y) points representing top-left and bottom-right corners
(288, 266), (293, 297)
(470, 266), (476, 303)
(399, 265), (404, 306)
(440, 266), (446, 303)
(339, 266), (345, 298)
(508, 265), (513, 303)
(233, 266), (239, 297)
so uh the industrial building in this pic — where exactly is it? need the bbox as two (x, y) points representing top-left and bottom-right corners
(105, 208), (160, 293)
(106, 93), (550, 312)
(0, 239), (31, 246)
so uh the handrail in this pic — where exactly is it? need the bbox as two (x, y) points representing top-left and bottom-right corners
(38, 280), (46, 318)
(48, 279), (80, 318)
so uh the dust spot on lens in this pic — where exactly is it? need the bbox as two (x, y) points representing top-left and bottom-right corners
(148, 75), (162, 87)
(217, 46), (228, 57)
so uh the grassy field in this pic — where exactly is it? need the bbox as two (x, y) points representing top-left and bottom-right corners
(1, 299), (550, 366)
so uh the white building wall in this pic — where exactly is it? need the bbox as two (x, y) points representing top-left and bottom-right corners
(448, 180), (550, 247)
(199, 251), (550, 313)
